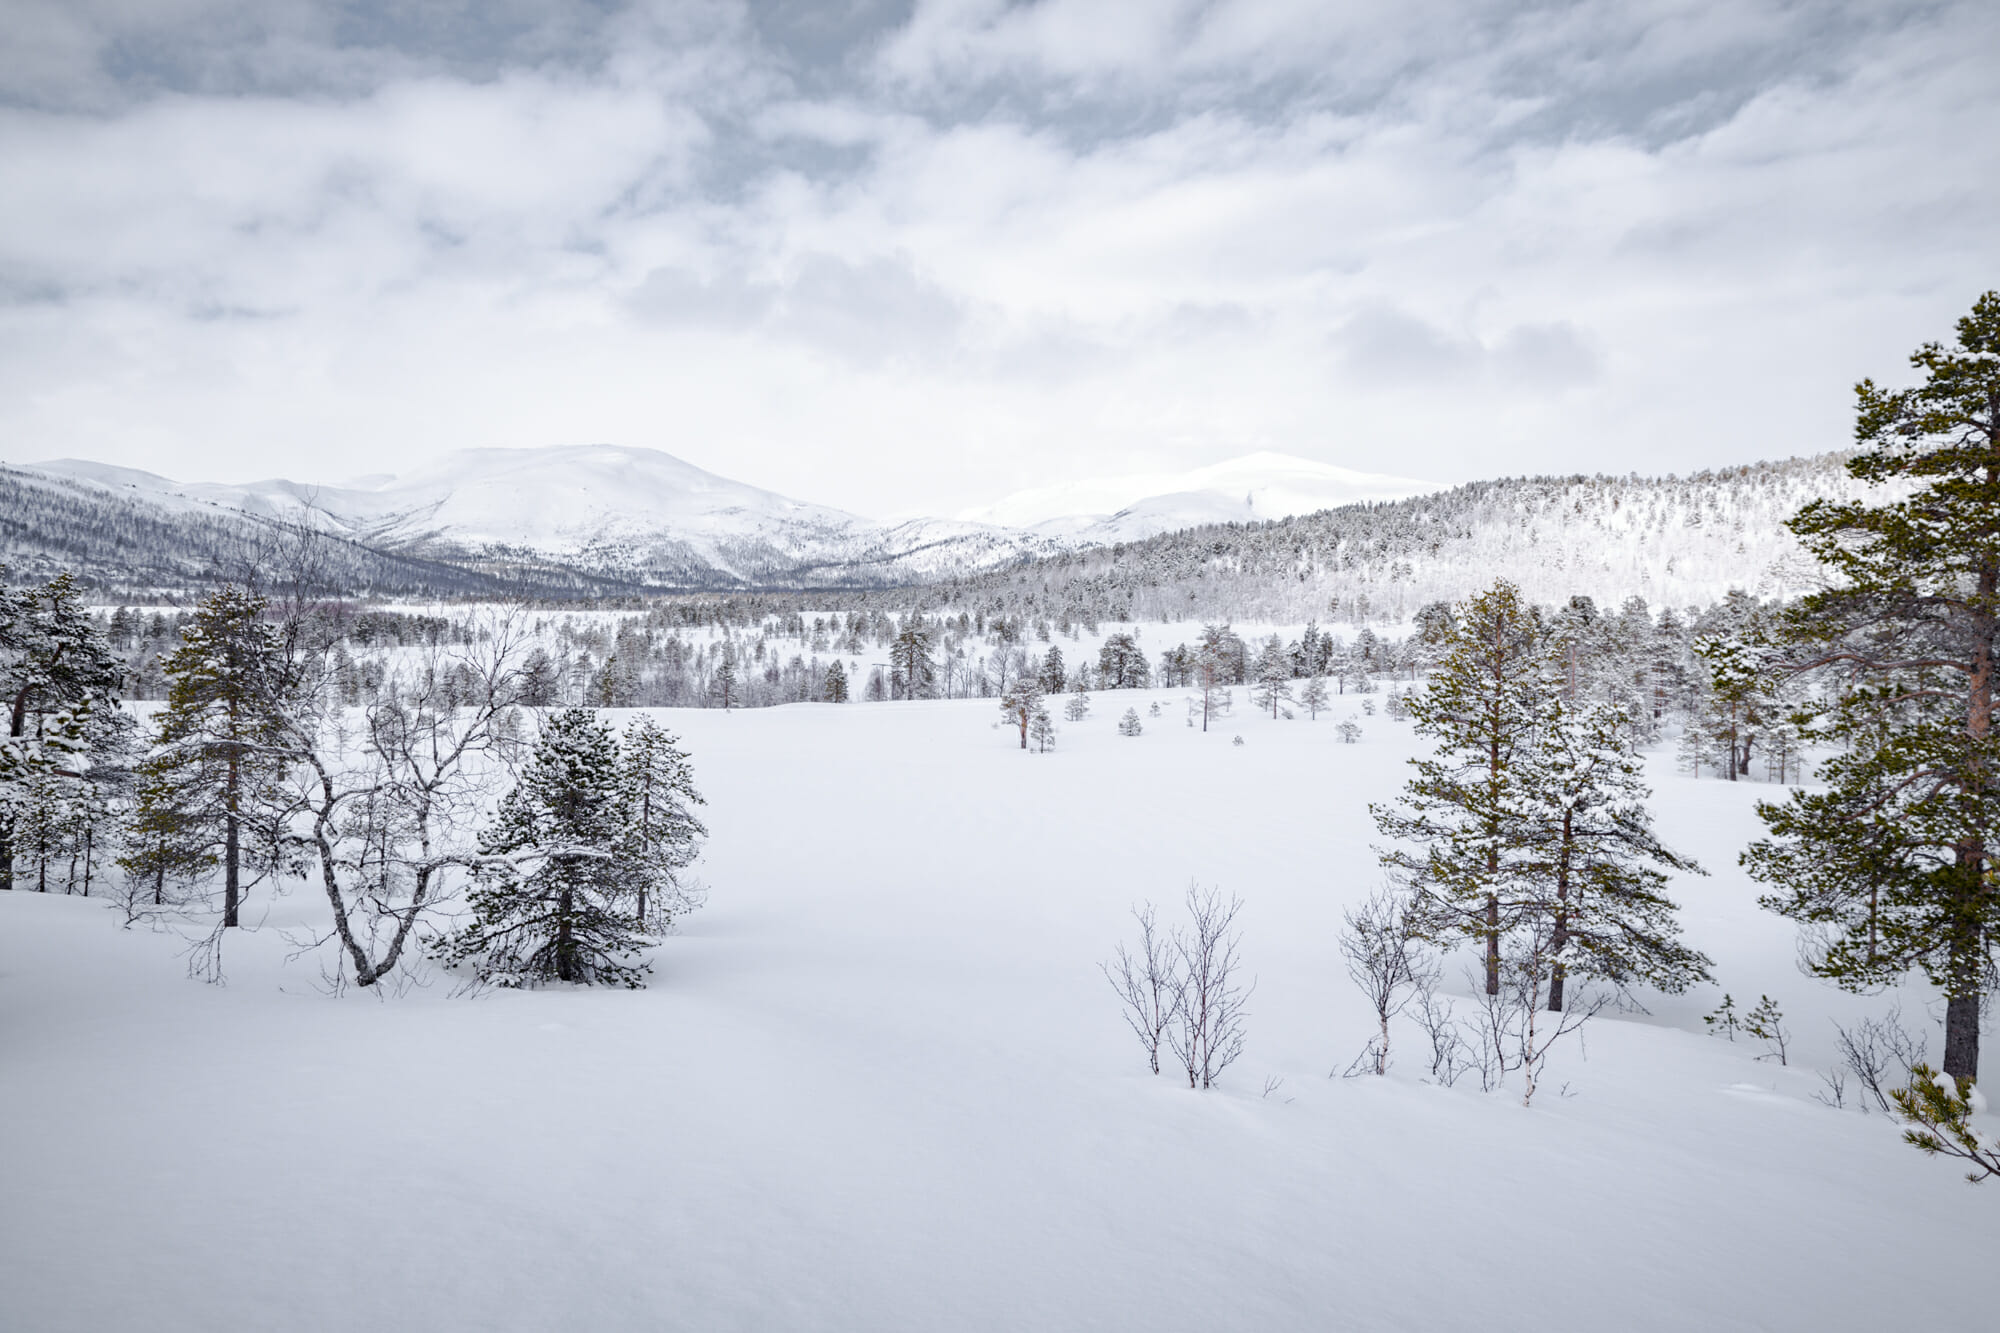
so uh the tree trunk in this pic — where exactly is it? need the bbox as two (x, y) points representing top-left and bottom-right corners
(224, 808), (240, 928)
(1484, 892), (1500, 996)
(1943, 991), (1981, 1082)
(557, 886), (576, 983)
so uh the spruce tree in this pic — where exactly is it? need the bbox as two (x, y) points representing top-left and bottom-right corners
(890, 615), (936, 700)
(1252, 634), (1293, 718)
(822, 657), (849, 703)
(1745, 292), (2000, 1080)
(437, 709), (652, 987)
(1, 571), (124, 890)
(135, 587), (294, 926)
(619, 715), (707, 929)
(1371, 581), (1552, 994)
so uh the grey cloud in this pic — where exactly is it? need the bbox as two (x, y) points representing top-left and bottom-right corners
(633, 251), (964, 366)
(1334, 307), (1600, 390)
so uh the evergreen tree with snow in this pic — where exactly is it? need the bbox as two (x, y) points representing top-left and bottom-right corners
(890, 615), (936, 700)
(437, 709), (653, 987)
(1251, 634), (1293, 719)
(1746, 292), (2000, 1082)
(1118, 707), (1143, 737)
(1371, 580), (1553, 995)
(1097, 633), (1150, 689)
(712, 642), (739, 710)
(1515, 696), (1710, 1009)
(999, 672), (1046, 750)
(131, 587), (294, 926)
(1065, 685), (1090, 722)
(1, 570), (124, 891)
(822, 657), (848, 703)
(1299, 675), (1330, 720)
(1029, 703), (1057, 753)
(1038, 645), (1066, 695)
(618, 716), (707, 930)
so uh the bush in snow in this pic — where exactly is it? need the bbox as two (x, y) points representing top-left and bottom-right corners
(1118, 708), (1143, 737)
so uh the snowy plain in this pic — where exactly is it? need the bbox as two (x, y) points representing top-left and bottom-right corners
(3, 688), (1994, 1332)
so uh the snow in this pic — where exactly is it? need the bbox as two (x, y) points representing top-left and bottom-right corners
(960, 450), (1441, 535)
(3, 691), (1993, 1331)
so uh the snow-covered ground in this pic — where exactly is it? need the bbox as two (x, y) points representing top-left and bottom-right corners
(3, 691), (1992, 1332)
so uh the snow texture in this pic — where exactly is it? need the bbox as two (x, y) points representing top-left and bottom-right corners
(1, 689), (1991, 1332)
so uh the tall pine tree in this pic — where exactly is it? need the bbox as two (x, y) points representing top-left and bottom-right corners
(1745, 292), (2000, 1080)
(1372, 581), (1551, 994)
(136, 587), (294, 927)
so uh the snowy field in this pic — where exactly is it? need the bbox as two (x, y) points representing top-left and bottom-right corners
(4, 691), (1993, 1332)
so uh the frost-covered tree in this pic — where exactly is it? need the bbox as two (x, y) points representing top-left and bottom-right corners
(1516, 697), (1710, 1010)
(822, 657), (849, 703)
(1038, 645), (1066, 695)
(1098, 633), (1150, 689)
(1029, 704), (1057, 753)
(436, 709), (653, 987)
(1251, 634), (1293, 719)
(1372, 581), (1553, 995)
(1118, 707), (1143, 737)
(999, 672), (1046, 750)
(1, 571), (124, 891)
(134, 587), (294, 926)
(1064, 686), (1090, 722)
(1298, 675), (1330, 720)
(1747, 291), (2000, 1081)
(890, 615), (936, 701)
(711, 642), (739, 710)
(619, 716), (707, 930)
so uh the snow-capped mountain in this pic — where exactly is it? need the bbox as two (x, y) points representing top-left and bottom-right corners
(20, 445), (1437, 591)
(960, 451), (1439, 540)
(5, 444), (1878, 607)
(24, 446), (1069, 589)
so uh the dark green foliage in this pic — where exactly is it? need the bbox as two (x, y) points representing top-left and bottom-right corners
(1703, 993), (1741, 1040)
(130, 587), (295, 926)
(1891, 1065), (2000, 1183)
(435, 708), (704, 988)
(1745, 292), (2000, 1079)
(2, 564), (132, 888)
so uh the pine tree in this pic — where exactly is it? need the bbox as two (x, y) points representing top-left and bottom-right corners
(1029, 704), (1057, 753)
(1065, 685), (1090, 721)
(711, 642), (739, 710)
(1371, 581), (1552, 995)
(437, 709), (652, 987)
(133, 587), (293, 926)
(1098, 633), (1150, 689)
(1515, 696), (1711, 1009)
(1038, 645), (1066, 695)
(619, 716), (707, 930)
(1299, 675), (1330, 720)
(1118, 707), (1143, 737)
(999, 673), (1046, 750)
(890, 615), (936, 700)
(1745, 292), (2000, 1080)
(1251, 634), (1293, 718)
(822, 657), (849, 703)
(1, 571), (124, 890)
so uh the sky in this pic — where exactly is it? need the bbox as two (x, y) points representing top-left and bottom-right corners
(1, 0), (1995, 520)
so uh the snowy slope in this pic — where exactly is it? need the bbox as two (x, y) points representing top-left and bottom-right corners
(2, 694), (1990, 1332)
(962, 451), (1440, 538)
(27, 447), (1059, 589)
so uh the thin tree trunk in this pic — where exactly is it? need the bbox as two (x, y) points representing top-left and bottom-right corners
(1484, 892), (1500, 996)
(1943, 991), (1980, 1082)
(557, 886), (576, 982)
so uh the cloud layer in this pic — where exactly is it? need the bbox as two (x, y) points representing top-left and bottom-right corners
(2, 0), (1995, 516)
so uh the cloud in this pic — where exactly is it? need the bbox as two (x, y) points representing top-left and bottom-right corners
(0, 0), (1994, 517)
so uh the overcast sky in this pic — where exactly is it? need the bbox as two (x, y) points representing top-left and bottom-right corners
(2, 0), (1995, 518)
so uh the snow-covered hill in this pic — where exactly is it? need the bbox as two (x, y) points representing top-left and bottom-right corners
(9, 445), (1882, 608)
(26, 447), (1065, 590)
(961, 451), (1439, 540)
